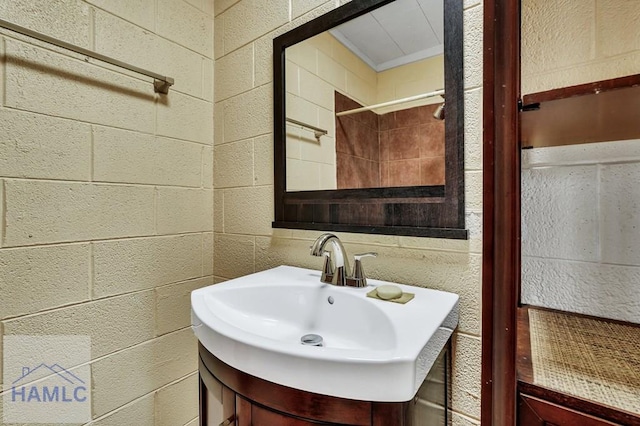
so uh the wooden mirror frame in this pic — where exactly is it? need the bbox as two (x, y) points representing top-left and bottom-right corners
(273, 0), (466, 239)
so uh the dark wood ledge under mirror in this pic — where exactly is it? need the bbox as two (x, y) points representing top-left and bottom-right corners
(273, 0), (466, 238)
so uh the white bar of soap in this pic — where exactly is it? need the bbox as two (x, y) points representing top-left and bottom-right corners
(376, 284), (402, 300)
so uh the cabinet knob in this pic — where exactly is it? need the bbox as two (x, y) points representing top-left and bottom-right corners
(219, 414), (236, 426)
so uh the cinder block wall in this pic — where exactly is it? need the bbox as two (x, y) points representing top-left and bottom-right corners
(521, 0), (640, 323)
(0, 0), (214, 424)
(522, 0), (640, 94)
(213, 0), (484, 423)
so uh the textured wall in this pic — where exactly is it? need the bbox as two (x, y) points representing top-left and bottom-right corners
(522, 141), (640, 323)
(521, 0), (640, 323)
(213, 0), (484, 423)
(522, 0), (640, 94)
(0, 0), (214, 424)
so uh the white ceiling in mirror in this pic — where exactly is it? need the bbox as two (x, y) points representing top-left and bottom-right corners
(330, 0), (443, 72)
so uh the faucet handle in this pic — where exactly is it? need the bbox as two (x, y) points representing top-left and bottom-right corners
(354, 252), (378, 261)
(350, 252), (377, 287)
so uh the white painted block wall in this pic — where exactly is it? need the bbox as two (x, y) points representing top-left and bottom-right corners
(0, 0), (214, 424)
(522, 140), (640, 324)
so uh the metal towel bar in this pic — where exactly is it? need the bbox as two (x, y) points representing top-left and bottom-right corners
(285, 117), (328, 142)
(0, 18), (175, 94)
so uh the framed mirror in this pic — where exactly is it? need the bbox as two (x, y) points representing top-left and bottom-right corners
(273, 0), (466, 238)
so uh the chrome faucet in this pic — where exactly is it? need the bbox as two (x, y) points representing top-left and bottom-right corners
(310, 233), (377, 287)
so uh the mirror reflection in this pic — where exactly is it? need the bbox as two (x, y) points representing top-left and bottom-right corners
(285, 0), (445, 192)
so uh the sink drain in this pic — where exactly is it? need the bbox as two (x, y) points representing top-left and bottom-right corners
(300, 334), (323, 347)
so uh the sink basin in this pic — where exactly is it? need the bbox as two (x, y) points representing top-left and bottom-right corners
(191, 265), (458, 402)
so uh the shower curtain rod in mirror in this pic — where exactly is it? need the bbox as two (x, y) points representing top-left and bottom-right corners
(0, 18), (175, 94)
(335, 89), (445, 117)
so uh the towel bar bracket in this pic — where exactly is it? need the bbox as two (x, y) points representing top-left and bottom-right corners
(154, 77), (175, 94)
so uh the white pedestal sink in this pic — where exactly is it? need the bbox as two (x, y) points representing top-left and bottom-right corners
(191, 265), (458, 402)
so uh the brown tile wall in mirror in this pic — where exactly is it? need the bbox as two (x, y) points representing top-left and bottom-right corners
(335, 92), (445, 189)
(336, 92), (380, 189)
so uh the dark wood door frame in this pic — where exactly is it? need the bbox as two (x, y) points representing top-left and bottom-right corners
(482, 0), (521, 425)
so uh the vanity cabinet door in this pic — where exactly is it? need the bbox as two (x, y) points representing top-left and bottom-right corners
(199, 364), (235, 426)
(251, 404), (333, 426)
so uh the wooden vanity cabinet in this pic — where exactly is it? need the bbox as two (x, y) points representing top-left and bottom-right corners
(198, 343), (416, 426)
(249, 404), (325, 426)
